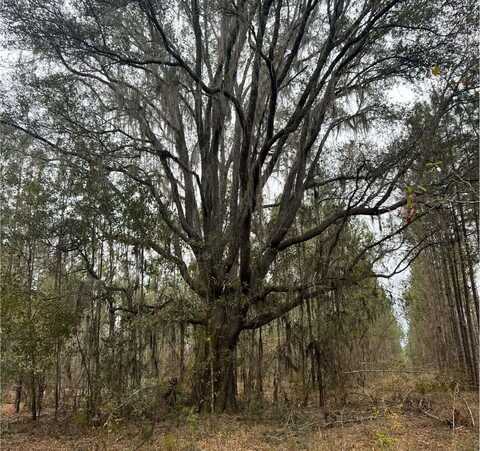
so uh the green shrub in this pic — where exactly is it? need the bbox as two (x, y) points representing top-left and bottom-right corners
(375, 431), (397, 450)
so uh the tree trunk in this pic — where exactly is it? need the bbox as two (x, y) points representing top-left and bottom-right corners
(37, 377), (45, 418)
(438, 248), (465, 369)
(192, 303), (241, 412)
(30, 372), (37, 421)
(179, 321), (186, 382)
(14, 379), (22, 414)
(446, 244), (475, 383)
(458, 201), (480, 323)
(256, 328), (264, 399)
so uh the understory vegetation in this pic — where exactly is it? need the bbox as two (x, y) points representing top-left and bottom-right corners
(1, 372), (478, 450)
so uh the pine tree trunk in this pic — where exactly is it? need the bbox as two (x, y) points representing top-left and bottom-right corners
(256, 328), (264, 399)
(30, 372), (37, 421)
(14, 379), (22, 414)
(438, 249), (465, 369)
(55, 341), (61, 419)
(457, 201), (480, 324)
(452, 211), (479, 386)
(447, 243), (475, 383)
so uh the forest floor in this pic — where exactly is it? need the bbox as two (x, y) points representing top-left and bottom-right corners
(1, 376), (479, 450)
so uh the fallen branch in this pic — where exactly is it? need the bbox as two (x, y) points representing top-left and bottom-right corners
(343, 369), (429, 374)
(324, 414), (383, 428)
(420, 409), (453, 428)
(348, 391), (376, 403)
(459, 394), (475, 428)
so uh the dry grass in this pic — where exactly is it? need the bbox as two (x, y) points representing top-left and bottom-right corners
(1, 375), (478, 450)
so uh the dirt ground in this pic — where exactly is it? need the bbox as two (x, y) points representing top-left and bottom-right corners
(1, 379), (478, 450)
(1, 406), (478, 450)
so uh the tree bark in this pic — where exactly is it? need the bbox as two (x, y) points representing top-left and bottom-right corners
(14, 379), (22, 414)
(457, 201), (479, 324)
(30, 371), (37, 421)
(192, 302), (242, 412)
